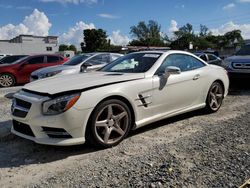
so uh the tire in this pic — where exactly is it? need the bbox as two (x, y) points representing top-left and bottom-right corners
(205, 82), (224, 113)
(86, 99), (132, 148)
(0, 73), (15, 87)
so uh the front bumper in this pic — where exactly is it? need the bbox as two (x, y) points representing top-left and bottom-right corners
(11, 90), (93, 146)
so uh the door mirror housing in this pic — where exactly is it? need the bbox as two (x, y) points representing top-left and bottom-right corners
(80, 62), (93, 72)
(164, 66), (181, 78)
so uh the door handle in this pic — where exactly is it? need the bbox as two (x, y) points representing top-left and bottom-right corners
(193, 74), (200, 80)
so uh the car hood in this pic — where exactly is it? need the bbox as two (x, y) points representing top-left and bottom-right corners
(23, 71), (145, 96)
(225, 55), (250, 62)
(32, 65), (76, 75)
(0, 63), (14, 68)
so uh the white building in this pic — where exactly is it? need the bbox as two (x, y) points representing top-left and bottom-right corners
(0, 35), (59, 55)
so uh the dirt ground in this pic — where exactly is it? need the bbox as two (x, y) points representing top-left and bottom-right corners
(0, 81), (249, 188)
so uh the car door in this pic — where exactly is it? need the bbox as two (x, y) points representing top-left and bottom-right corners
(17, 56), (45, 83)
(152, 53), (207, 115)
(46, 55), (62, 66)
(85, 54), (111, 71)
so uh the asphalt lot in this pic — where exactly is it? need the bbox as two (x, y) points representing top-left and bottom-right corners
(0, 80), (249, 187)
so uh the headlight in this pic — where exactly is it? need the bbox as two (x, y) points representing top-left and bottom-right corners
(42, 93), (80, 115)
(39, 70), (62, 79)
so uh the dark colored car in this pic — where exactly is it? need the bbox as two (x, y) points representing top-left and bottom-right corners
(0, 55), (28, 64)
(223, 44), (250, 77)
(0, 54), (68, 87)
(194, 52), (223, 66)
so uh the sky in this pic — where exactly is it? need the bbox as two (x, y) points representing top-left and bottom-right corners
(0, 0), (250, 48)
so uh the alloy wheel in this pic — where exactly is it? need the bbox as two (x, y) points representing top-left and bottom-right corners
(94, 103), (129, 145)
(208, 83), (223, 111)
(0, 74), (14, 87)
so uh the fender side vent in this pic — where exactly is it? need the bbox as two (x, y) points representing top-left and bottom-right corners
(136, 94), (152, 107)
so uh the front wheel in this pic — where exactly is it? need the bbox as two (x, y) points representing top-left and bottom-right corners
(205, 82), (224, 113)
(0, 73), (15, 87)
(86, 99), (132, 148)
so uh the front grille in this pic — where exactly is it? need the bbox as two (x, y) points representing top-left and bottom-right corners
(13, 120), (35, 137)
(12, 98), (31, 118)
(42, 127), (72, 138)
(232, 62), (250, 69)
(12, 109), (28, 118)
(15, 98), (31, 109)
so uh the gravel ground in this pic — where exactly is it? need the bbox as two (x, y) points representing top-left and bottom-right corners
(0, 83), (249, 188)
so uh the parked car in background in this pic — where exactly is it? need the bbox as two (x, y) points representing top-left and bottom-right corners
(194, 52), (223, 66)
(223, 44), (250, 77)
(30, 52), (123, 81)
(0, 54), (68, 87)
(11, 51), (229, 147)
(0, 54), (10, 59)
(0, 55), (28, 64)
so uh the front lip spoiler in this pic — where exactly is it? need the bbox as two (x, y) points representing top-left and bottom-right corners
(22, 78), (143, 98)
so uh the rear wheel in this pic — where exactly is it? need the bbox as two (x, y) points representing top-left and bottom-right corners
(205, 82), (224, 113)
(86, 99), (132, 148)
(0, 73), (15, 87)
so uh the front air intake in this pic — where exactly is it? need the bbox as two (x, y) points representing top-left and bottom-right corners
(41, 127), (72, 138)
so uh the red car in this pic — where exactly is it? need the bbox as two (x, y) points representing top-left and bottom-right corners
(0, 54), (68, 87)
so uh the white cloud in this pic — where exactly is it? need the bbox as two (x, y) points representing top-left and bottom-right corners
(97, 13), (119, 19)
(40, 0), (97, 4)
(211, 21), (250, 39)
(223, 3), (235, 10)
(59, 21), (95, 47)
(108, 30), (130, 46)
(0, 9), (51, 39)
(168, 20), (178, 38)
(169, 20), (178, 33)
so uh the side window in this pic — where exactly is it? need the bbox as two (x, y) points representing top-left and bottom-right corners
(111, 55), (121, 62)
(200, 54), (208, 62)
(86, 54), (110, 65)
(208, 54), (217, 61)
(156, 54), (205, 74)
(47, 56), (59, 63)
(27, 56), (44, 64)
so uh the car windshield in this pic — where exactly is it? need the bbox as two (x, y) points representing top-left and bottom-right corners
(100, 53), (162, 73)
(64, 54), (92, 66)
(9, 56), (29, 64)
(0, 55), (27, 64)
(235, 45), (250, 56)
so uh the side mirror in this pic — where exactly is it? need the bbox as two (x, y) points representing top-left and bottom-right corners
(80, 62), (93, 72)
(164, 66), (181, 78)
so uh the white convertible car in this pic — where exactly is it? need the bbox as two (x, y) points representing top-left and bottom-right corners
(11, 51), (229, 147)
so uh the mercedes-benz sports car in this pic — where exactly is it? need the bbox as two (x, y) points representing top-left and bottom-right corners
(11, 51), (229, 148)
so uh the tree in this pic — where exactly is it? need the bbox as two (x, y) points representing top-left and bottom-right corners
(171, 23), (195, 50)
(82, 29), (108, 52)
(129, 20), (166, 46)
(59, 44), (77, 53)
(199, 24), (211, 37)
(59, 44), (69, 51)
(69, 45), (77, 53)
(223, 30), (244, 47)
